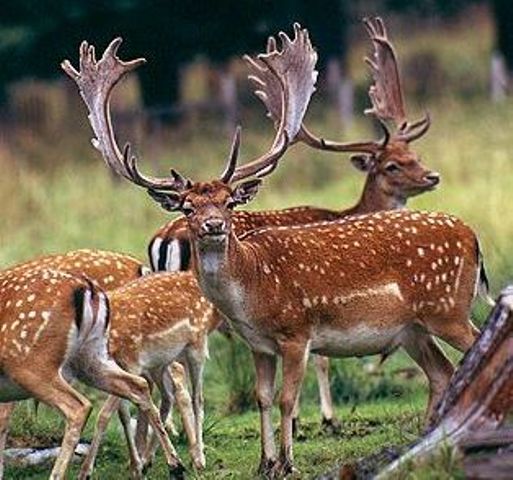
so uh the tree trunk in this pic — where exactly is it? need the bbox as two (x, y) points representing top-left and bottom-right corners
(492, 0), (513, 93)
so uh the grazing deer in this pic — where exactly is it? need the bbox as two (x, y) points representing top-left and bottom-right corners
(78, 271), (219, 478)
(0, 265), (184, 479)
(65, 27), (488, 477)
(147, 17), (439, 430)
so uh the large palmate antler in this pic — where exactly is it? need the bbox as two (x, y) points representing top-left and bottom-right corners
(62, 38), (190, 192)
(363, 17), (430, 143)
(246, 17), (430, 158)
(228, 22), (318, 182)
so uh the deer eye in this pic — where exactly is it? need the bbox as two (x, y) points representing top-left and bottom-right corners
(181, 201), (194, 216)
(384, 162), (401, 173)
(226, 198), (237, 210)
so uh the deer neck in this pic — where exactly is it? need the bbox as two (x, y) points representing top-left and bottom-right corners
(344, 173), (406, 216)
(191, 231), (259, 322)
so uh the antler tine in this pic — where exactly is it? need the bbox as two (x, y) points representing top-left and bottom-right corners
(363, 16), (407, 129)
(231, 23), (317, 183)
(219, 126), (241, 183)
(395, 112), (431, 143)
(62, 38), (186, 192)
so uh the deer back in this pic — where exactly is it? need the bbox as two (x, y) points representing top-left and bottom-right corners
(148, 206), (341, 272)
(7, 249), (146, 290)
(205, 210), (481, 335)
(105, 271), (216, 370)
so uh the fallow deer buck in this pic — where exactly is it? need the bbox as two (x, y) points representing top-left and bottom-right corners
(148, 17), (440, 431)
(0, 265), (185, 479)
(67, 28), (489, 477)
(0, 250), (203, 475)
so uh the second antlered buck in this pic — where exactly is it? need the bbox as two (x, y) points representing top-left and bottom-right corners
(66, 24), (490, 478)
(148, 17), (440, 430)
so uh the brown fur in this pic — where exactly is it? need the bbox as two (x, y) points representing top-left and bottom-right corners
(166, 180), (482, 476)
(148, 139), (439, 429)
(79, 271), (220, 476)
(0, 265), (184, 478)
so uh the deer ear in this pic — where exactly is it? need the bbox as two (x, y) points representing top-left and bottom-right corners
(147, 189), (183, 212)
(231, 179), (262, 206)
(350, 154), (373, 172)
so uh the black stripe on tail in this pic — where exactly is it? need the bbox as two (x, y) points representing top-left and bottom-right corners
(476, 238), (494, 306)
(158, 238), (169, 271)
(72, 286), (87, 331)
(179, 238), (191, 271)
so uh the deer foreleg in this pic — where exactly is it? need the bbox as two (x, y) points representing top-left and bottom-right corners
(253, 351), (277, 475)
(274, 341), (309, 478)
(169, 362), (200, 469)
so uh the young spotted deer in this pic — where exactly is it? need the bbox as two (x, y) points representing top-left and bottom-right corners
(0, 266), (184, 479)
(148, 18), (439, 430)
(78, 271), (220, 478)
(67, 27), (488, 477)
(1, 250), (197, 477)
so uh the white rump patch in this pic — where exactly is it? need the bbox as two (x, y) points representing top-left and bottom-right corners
(150, 237), (163, 271)
(166, 239), (182, 272)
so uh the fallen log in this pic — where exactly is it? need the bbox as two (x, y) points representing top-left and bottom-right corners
(377, 285), (513, 478)
(4, 443), (90, 468)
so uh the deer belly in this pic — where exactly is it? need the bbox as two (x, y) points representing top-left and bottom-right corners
(0, 374), (30, 401)
(232, 320), (278, 355)
(139, 319), (192, 371)
(311, 323), (405, 357)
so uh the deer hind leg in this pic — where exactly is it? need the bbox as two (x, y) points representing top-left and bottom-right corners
(312, 355), (341, 434)
(10, 370), (91, 480)
(0, 403), (15, 479)
(401, 329), (454, 421)
(134, 400), (150, 460)
(141, 365), (198, 471)
(252, 351), (277, 475)
(83, 358), (185, 478)
(78, 396), (129, 480)
(117, 399), (145, 479)
(184, 345), (206, 469)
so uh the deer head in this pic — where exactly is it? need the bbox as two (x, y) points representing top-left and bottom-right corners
(245, 17), (439, 202)
(62, 24), (317, 244)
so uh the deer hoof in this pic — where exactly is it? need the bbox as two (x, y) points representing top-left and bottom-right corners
(168, 462), (186, 479)
(321, 416), (342, 435)
(269, 458), (296, 479)
(292, 418), (307, 441)
(258, 457), (277, 477)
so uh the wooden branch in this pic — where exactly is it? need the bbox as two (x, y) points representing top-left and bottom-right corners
(377, 285), (513, 479)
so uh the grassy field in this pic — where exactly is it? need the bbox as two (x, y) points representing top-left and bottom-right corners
(0, 11), (511, 479)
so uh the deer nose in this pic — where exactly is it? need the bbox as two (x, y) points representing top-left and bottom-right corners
(425, 171), (440, 186)
(201, 218), (226, 235)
